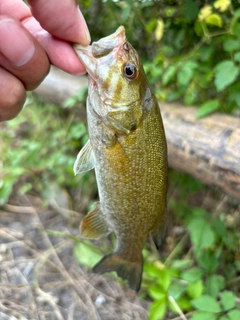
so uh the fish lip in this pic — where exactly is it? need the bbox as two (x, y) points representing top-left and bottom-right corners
(73, 26), (127, 78)
(92, 26), (126, 58)
(73, 44), (95, 78)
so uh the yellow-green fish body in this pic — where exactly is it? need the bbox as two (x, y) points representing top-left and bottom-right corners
(74, 26), (168, 291)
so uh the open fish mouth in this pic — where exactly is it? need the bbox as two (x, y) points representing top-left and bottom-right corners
(74, 26), (127, 78)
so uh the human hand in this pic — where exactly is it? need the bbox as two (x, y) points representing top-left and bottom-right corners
(0, 0), (90, 121)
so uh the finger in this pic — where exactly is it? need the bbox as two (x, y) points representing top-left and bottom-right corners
(23, 17), (86, 75)
(0, 67), (26, 122)
(28, 0), (91, 45)
(0, 17), (50, 91)
(1, 0), (88, 75)
(0, 0), (31, 21)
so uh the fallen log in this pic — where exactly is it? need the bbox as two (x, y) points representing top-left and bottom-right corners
(161, 103), (240, 201)
(34, 67), (240, 201)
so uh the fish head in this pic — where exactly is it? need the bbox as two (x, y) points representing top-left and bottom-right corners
(74, 26), (144, 109)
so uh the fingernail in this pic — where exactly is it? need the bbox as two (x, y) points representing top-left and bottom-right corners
(0, 18), (35, 66)
(77, 7), (91, 45)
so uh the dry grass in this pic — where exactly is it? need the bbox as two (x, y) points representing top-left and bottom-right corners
(0, 194), (148, 320)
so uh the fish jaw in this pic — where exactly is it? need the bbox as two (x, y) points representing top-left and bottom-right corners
(92, 26), (126, 57)
(74, 26), (126, 80)
(73, 44), (96, 80)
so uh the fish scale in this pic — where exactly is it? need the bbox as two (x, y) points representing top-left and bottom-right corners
(73, 26), (168, 291)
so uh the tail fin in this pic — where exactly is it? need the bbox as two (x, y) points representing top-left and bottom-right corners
(93, 253), (143, 292)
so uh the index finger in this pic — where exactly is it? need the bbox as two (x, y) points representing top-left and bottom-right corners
(27, 0), (91, 45)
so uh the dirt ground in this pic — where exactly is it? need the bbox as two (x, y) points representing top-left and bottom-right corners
(0, 193), (149, 320)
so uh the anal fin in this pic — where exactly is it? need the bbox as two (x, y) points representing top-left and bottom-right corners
(80, 203), (111, 239)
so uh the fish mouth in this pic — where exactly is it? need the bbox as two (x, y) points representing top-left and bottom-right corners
(74, 26), (127, 79)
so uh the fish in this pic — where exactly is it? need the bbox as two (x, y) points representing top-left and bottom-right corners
(73, 26), (168, 292)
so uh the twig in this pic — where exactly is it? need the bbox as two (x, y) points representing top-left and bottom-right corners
(168, 296), (187, 320)
(1, 203), (36, 214)
(164, 234), (189, 266)
(171, 311), (194, 320)
(48, 198), (85, 219)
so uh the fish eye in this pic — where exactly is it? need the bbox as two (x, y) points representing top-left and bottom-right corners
(123, 62), (138, 80)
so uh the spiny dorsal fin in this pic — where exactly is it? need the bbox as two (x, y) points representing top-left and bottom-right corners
(80, 203), (112, 239)
(73, 140), (95, 175)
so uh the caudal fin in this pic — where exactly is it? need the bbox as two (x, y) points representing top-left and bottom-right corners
(93, 253), (143, 292)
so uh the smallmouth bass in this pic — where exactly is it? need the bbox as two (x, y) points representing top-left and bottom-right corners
(73, 26), (168, 292)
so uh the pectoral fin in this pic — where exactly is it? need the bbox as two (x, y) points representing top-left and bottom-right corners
(104, 114), (130, 135)
(73, 140), (95, 175)
(80, 203), (112, 239)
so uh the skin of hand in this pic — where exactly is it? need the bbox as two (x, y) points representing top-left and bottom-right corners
(0, 0), (91, 121)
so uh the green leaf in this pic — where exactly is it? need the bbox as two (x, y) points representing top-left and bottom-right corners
(220, 291), (236, 311)
(148, 284), (166, 300)
(236, 261), (240, 271)
(197, 250), (219, 273)
(167, 90), (183, 101)
(162, 65), (177, 85)
(190, 311), (217, 320)
(73, 242), (103, 268)
(19, 183), (32, 195)
(214, 60), (239, 91)
(184, 90), (197, 105)
(181, 268), (203, 283)
(144, 263), (161, 278)
(223, 39), (240, 52)
(211, 219), (227, 239)
(205, 13), (222, 27)
(157, 269), (172, 291)
(231, 9), (240, 35)
(168, 281), (186, 300)
(183, 0), (199, 20)
(149, 298), (167, 320)
(220, 316), (229, 320)
(234, 52), (240, 62)
(187, 280), (204, 299)
(196, 99), (220, 119)
(144, 263), (163, 278)
(188, 217), (215, 252)
(191, 295), (221, 313)
(175, 296), (192, 312)
(177, 61), (197, 86)
(205, 275), (225, 298)
(228, 310), (240, 320)
(171, 259), (192, 270)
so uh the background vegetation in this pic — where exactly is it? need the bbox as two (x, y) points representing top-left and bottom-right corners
(0, 0), (239, 319)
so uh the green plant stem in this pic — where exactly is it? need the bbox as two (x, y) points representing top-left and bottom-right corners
(164, 234), (189, 267)
(168, 295), (187, 320)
